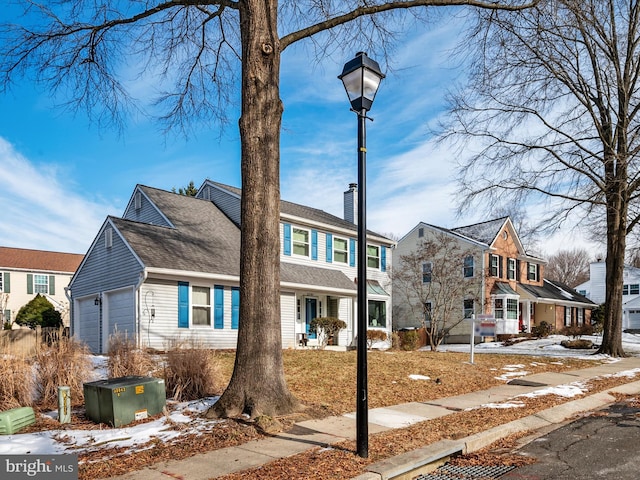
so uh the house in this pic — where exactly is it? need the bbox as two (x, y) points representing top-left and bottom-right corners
(393, 217), (594, 342)
(68, 182), (394, 353)
(576, 260), (640, 330)
(0, 246), (84, 328)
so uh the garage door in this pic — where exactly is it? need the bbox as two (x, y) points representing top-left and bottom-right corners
(105, 288), (135, 342)
(628, 310), (640, 330)
(76, 297), (101, 354)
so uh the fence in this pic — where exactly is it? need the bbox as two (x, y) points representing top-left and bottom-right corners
(0, 327), (68, 357)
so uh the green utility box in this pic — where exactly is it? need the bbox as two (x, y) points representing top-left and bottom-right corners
(0, 406), (36, 435)
(83, 376), (166, 428)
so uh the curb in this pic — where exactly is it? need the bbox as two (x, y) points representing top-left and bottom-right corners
(353, 380), (640, 480)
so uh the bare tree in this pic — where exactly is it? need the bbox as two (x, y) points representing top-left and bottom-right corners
(545, 248), (591, 288)
(444, 0), (640, 356)
(393, 232), (481, 351)
(0, 0), (536, 419)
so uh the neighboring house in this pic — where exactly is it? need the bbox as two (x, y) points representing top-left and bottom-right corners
(393, 217), (594, 342)
(576, 260), (640, 330)
(0, 246), (84, 328)
(69, 182), (394, 353)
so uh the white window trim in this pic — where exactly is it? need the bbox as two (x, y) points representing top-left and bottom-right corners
(333, 236), (349, 264)
(490, 254), (499, 277)
(507, 258), (516, 280)
(367, 244), (380, 270)
(34, 274), (49, 294)
(192, 286), (212, 327)
(292, 227), (311, 258)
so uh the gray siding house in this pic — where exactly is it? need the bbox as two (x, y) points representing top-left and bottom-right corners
(69, 182), (394, 353)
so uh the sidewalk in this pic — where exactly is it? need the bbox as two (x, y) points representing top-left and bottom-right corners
(109, 356), (640, 480)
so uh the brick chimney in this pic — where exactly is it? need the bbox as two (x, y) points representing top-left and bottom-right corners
(344, 183), (358, 224)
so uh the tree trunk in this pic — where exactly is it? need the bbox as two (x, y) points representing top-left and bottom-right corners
(598, 166), (627, 357)
(207, 0), (300, 419)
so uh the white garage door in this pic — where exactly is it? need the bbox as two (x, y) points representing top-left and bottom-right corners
(628, 310), (640, 330)
(105, 288), (136, 343)
(76, 297), (101, 354)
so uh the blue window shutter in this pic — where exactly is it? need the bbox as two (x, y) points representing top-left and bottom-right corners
(381, 246), (387, 272)
(214, 285), (224, 329)
(49, 275), (56, 295)
(326, 234), (333, 263)
(178, 282), (189, 328)
(311, 230), (318, 260)
(231, 287), (240, 329)
(27, 274), (33, 295)
(283, 223), (291, 256)
(3, 273), (10, 293)
(349, 239), (356, 267)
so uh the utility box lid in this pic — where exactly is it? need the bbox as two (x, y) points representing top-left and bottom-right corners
(0, 406), (36, 435)
(83, 376), (166, 428)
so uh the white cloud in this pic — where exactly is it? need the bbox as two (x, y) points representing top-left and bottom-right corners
(0, 137), (117, 253)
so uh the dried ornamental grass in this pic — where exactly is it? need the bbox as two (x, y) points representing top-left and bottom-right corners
(34, 337), (92, 409)
(164, 343), (223, 401)
(107, 331), (155, 378)
(0, 356), (34, 410)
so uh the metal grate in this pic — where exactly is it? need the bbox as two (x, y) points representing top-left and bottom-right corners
(416, 464), (517, 479)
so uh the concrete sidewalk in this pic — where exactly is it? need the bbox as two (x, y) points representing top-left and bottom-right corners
(109, 356), (640, 480)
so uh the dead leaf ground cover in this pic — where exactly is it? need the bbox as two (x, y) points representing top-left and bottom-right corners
(45, 349), (623, 479)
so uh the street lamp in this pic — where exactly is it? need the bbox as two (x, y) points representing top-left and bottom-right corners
(339, 51), (385, 459)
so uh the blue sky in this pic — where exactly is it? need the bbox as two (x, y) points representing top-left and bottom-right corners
(0, 8), (600, 257)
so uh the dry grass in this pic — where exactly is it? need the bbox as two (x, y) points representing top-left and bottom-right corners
(0, 356), (34, 410)
(34, 336), (93, 409)
(164, 342), (224, 401)
(107, 331), (155, 378)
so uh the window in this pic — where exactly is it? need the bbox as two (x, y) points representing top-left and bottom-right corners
(422, 262), (433, 283)
(34, 275), (48, 294)
(623, 285), (629, 295)
(631, 284), (640, 295)
(333, 237), (348, 264)
(424, 301), (432, 326)
(463, 256), (474, 278)
(506, 298), (518, 319)
(368, 300), (386, 328)
(527, 263), (539, 282)
(507, 258), (516, 280)
(494, 299), (504, 319)
(367, 245), (380, 269)
(293, 228), (309, 256)
(463, 299), (474, 319)
(418, 227), (424, 238)
(490, 254), (499, 277)
(134, 191), (142, 210)
(0, 272), (3, 293)
(105, 227), (113, 248)
(192, 286), (211, 326)
(578, 289), (587, 296)
(564, 307), (572, 327)
(577, 308), (584, 325)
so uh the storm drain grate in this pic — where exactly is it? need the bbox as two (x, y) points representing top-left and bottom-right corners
(416, 464), (517, 479)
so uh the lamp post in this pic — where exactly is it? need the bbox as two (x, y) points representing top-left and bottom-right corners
(339, 51), (385, 459)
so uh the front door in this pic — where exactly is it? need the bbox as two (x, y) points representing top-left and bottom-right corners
(305, 298), (317, 339)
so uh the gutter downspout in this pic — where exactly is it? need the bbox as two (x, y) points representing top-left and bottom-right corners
(135, 269), (148, 349)
(64, 286), (72, 336)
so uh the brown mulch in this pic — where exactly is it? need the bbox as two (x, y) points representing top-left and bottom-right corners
(18, 350), (636, 479)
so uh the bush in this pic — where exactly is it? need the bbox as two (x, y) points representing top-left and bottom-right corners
(366, 329), (388, 349)
(560, 323), (594, 338)
(531, 321), (553, 338)
(164, 342), (222, 401)
(15, 294), (62, 329)
(391, 331), (401, 350)
(108, 331), (155, 378)
(561, 339), (594, 349)
(309, 317), (347, 349)
(0, 357), (34, 410)
(400, 330), (420, 351)
(34, 336), (92, 409)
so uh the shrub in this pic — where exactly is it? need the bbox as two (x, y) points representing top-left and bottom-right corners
(0, 357), (34, 410)
(107, 330), (155, 378)
(34, 336), (92, 409)
(391, 331), (401, 350)
(366, 329), (388, 349)
(591, 304), (605, 334)
(561, 339), (594, 349)
(560, 323), (594, 338)
(309, 317), (347, 349)
(531, 321), (553, 338)
(400, 330), (420, 351)
(164, 342), (222, 401)
(15, 294), (63, 329)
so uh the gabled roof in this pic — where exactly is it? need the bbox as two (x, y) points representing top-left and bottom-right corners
(112, 186), (241, 276)
(206, 181), (394, 243)
(518, 279), (595, 306)
(451, 217), (509, 245)
(0, 246), (83, 273)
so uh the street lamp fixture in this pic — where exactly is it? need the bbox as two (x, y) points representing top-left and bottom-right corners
(339, 51), (384, 459)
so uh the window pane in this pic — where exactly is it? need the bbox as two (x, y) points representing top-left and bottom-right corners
(34, 274), (48, 294)
(334, 238), (348, 263)
(464, 256), (474, 278)
(293, 228), (309, 256)
(192, 306), (210, 326)
(507, 298), (518, 319)
(464, 299), (474, 318)
(368, 300), (386, 328)
(367, 245), (380, 269)
(192, 286), (210, 305)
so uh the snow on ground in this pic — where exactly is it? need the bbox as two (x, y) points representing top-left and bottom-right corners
(3, 334), (640, 459)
